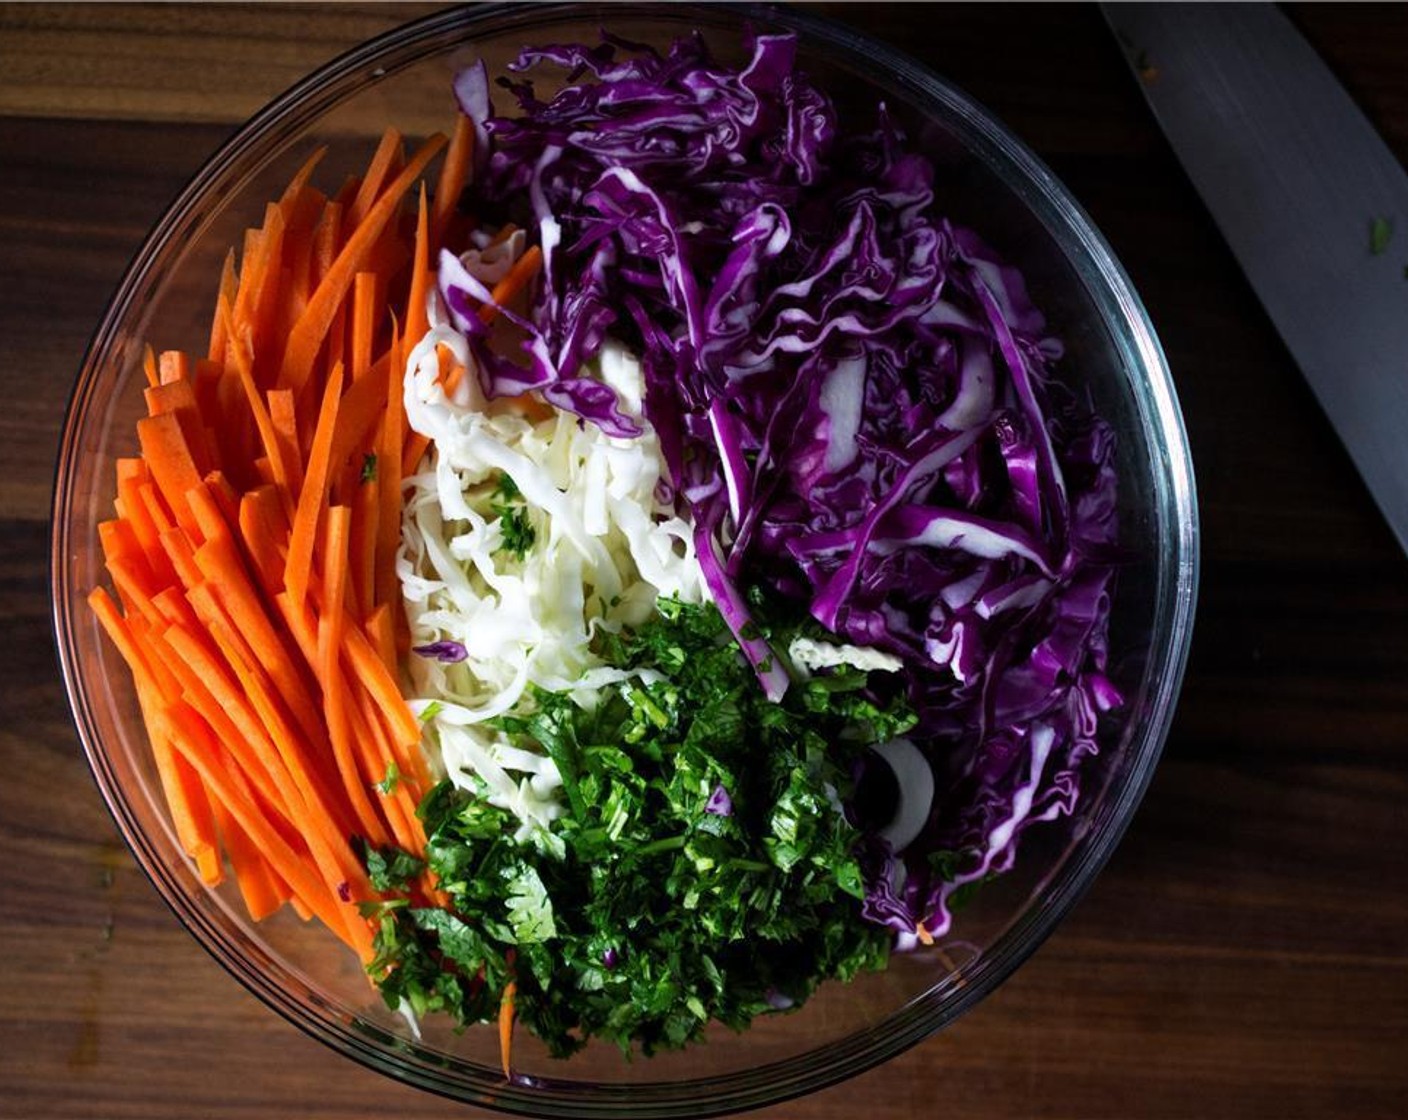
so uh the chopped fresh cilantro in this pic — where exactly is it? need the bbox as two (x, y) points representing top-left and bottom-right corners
(491, 472), (536, 559)
(418, 700), (443, 722)
(360, 453), (378, 483)
(375, 760), (401, 796)
(361, 843), (425, 893)
(368, 596), (912, 1057)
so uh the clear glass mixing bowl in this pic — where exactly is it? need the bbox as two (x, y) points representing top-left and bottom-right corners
(52, 4), (1198, 1115)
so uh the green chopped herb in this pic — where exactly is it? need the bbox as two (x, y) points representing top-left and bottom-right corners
(362, 842), (425, 893)
(491, 472), (536, 559)
(360, 453), (378, 483)
(367, 596), (911, 1057)
(1371, 216), (1394, 255)
(419, 700), (444, 722)
(375, 760), (401, 796)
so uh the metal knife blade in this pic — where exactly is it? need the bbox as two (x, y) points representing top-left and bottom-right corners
(1104, 3), (1408, 553)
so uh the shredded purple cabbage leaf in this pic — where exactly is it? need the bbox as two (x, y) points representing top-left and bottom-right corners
(443, 29), (1124, 944)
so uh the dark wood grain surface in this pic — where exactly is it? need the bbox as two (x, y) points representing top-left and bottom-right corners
(3, 4), (1406, 1118)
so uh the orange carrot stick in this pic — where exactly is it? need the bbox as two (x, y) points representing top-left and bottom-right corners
(350, 271), (379, 382)
(348, 128), (404, 229)
(343, 622), (420, 748)
(137, 412), (204, 539)
(266, 388), (304, 499)
(90, 590), (221, 881)
(320, 505), (390, 847)
(285, 358), (345, 612)
(215, 796), (290, 921)
(245, 204), (289, 368)
(478, 244), (543, 326)
(377, 322), (406, 610)
(157, 621), (287, 788)
(142, 344), (160, 389)
(191, 534), (325, 752)
(365, 603), (397, 675)
(161, 701), (360, 949)
(165, 615), (356, 861)
(209, 252), (238, 364)
(279, 133), (447, 395)
(157, 350), (192, 388)
(499, 980), (517, 1079)
(280, 146), (328, 208)
(222, 304), (296, 509)
(431, 112), (475, 249)
(405, 184), (433, 346)
(328, 351), (393, 490)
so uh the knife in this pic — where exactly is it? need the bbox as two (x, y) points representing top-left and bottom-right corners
(1104, 3), (1408, 554)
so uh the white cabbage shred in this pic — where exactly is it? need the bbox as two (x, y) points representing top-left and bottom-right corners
(397, 246), (706, 842)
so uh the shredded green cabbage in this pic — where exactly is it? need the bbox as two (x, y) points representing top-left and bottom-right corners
(398, 263), (705, 840)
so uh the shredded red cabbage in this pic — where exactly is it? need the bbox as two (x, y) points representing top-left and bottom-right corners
(444, 29), (1123, 942)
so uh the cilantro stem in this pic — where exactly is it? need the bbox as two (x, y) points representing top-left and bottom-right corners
(633, 834), (686, 857)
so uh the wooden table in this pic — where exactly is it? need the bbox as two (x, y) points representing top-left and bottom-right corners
(3, 4), (1405, 1117)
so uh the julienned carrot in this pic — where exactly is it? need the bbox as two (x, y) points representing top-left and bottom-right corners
(479, 244), (544, 327)
(351, 271), (378, 382)
(280, 133), (447, 396)
(285, 359), (345, 612)
(328, 349), (394, 481)
(151, 585), (201, 636)
(90, 589), (221, 882)
(320, 504), (391, 847)
(233, 204), (286, 370)
(137, 411), (203, 538)
(376, 322), (406, 612)
(222, 305), (296, 507)
(266, 389), (304, 499)
(366, 603), (397, 675)
(162, 700), (366, 952)
(192, 528), (326, 751)
(215, 796), (290, 922)
(343, 622), (420, 749)
(349, 463), (379, 620)
(153, 629), (292, 835)
(158, 526), (201, 593)
(238, 486), (288, 598)
(210, 256), (237, 366)
(171, 610), (359, 874)
(349, 129), (404, 229)
(499, 980), (517, 1079)
(280, 146), (327, 209)
(431, 112), (475, 251)
(404, 185), (433, 348)
(91, 126), (452, 990)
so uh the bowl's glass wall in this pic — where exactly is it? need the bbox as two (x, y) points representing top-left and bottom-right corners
(53, 4), (1196, 1116)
